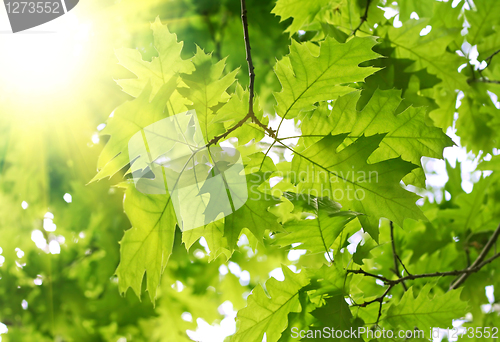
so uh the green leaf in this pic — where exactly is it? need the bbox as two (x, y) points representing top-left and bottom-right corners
(182, 220), (231, 262)
(444, 159), (465, 199)
(327, 88), (454, 187)
(352, 235), (378, 265)
(477, 32), (500, 62)
(291, 133), (426, 240)
(116, 184), (177, 302)
(115, 16), (194, 98)
(429, 87), (457, 130)
(178, 47), (238, 142)
(324, 0), (384, 37)
(275, 195), (361, 255)
(478, 155), (500, 172)
(398, 0), (434, 21)
(456, 93), (498, 154)
(310, 296), (363, 341)
(384, 284), (468, 332)
(92, 80), (177, 182)
(306, 263), (351, 299)
(440, 176), (500, 233)
(223, 173), (282, 250)
(232, 266), (309, 342)
(386, 19), (468, 91)
(272, 0), (341, 33)
(274, 37), (380, 120)
(465, 0), (500, 46)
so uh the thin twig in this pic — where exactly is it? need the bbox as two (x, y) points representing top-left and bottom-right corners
(347, 223), (500, 287)
(450, 223), (500, 290)
(465, 246), (471, 267)
(468, 78), (500, 84)
(397, 255), (412, 276)
(207, 112), (253, 146)
(240, 0), (275, 138)
(207, 0), (275, 147)
(485, 49), (500, 66)
(240, 0), (255, 118)
(354, 285), (394, 326)
(351, 0), (371, 36)
(354, 284), (394, 308)
(348, 249), (500, 287)
(476, 252), (500, 269)
(347, 269), (393, 284)
(479, 79), (500, 84)
(390, 221), (408, 291)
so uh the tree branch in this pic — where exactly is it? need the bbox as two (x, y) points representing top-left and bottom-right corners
(240, 0), (255, 118)
(348, 253), (500, 286)
(347, 269), (392, 284)
(207, 113), (252, 146)
(485, 49), (500, 66)
(347, 223), (500, 289)
(450, 223), (500, 290)
(469, 78), (500, 84)
(354, 284), (394, 326)
(354, 284), (394, 307)
(390, 221), (408, 291)
(351, 0), (371, 36)
(207, 0), (275, 147)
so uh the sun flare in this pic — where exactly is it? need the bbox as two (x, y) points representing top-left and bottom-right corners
(0, 10), (92, 100)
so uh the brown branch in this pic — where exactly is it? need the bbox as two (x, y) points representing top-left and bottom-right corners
(354, 285), (394, 326)
(480, 79), (500, 84)
(354, 284), (394, 307)
(469, 78), (500, 84)
(348, 249), (500, 287)
(351, 0), (371, 36)
(207, 113), (253, 146)
(347, 269), (392, 284)
(349, 252), (500, 285)
(207, 0), (275, 147)
(240, 0), (255, 118)
(390, 221), (408, 291)
(240, 0), (276, 138)
(465, 246), (471, 267)
(346, 223), (500, 288)
(485, 49), (500, 66)
(397, 254), (412, 277)
(348, 249), (498, 330)
(450, 223), (500, 290)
